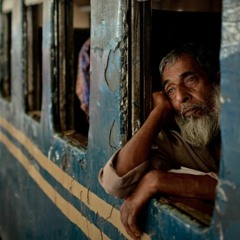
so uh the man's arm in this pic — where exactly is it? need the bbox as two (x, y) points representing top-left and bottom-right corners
(120, 170), (218, 239)
(115, 92), (172, 176)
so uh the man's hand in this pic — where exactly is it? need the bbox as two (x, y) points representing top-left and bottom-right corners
(115, 91), (173, 177)
(120, 196), (143, 239)
(120, 171), (159, 239)
(152, 91), (172, 113)
(119, 170), (218, 239)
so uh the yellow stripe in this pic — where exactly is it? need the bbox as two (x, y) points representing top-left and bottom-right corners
(0, 117), (151, 240)
(0, 132), (110, 240)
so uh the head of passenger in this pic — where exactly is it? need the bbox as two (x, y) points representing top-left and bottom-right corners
(159, 43), (220, 147)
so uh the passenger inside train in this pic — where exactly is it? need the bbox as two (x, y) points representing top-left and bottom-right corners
(99, 42), (221, 239)
(75, 37), (90, 122)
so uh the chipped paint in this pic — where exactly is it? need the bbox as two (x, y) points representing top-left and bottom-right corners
(216, 222), (224, 240)
(105, 48), (121, 92)
(47, 145), (53, 159)
(216, 179), (237, 202)
(109, 120), (119, 149)
(220, 95), (231, 104)
(221, 1), (240, 59)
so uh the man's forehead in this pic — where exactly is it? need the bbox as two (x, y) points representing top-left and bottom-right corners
(163, 54), (203, 76)
(162, 70), (195, 87)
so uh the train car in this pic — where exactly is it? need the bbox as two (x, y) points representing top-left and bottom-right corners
(0, 0), (240, 239)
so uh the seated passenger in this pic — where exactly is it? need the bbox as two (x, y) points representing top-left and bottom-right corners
(99, 43), (221, 239)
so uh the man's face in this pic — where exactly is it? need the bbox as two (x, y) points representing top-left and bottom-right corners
(162, 54), (214, 118)
(162, 54), (220, 147)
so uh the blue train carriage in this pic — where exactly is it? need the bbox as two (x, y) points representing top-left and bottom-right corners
(0, 0), (239, 239)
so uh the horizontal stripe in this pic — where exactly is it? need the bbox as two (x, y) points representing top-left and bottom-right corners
(0, 132), (110, 240)
(0, 117), (151, 240)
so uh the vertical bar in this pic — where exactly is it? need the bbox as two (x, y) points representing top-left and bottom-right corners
(131, 0), (141, 135)
(26, 7), (34, 110)
(141, 1), (151, 121)
(1, 12), (12, 100)
(57, 0), (74, 131)
(130, 0), (151, 136)
(58, 0), (67, 130)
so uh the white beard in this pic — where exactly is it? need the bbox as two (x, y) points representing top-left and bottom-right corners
(175, 87), (220, 147)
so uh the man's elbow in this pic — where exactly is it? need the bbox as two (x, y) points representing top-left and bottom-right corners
(98, 168), (134, 199)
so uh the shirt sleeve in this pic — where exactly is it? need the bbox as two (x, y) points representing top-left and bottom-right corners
(98, 150), (149, 199)
(98, 131), (179, 199)
(168, 167), (219, 181)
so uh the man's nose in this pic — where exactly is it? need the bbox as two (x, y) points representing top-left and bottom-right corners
(175, 86), (190, 103)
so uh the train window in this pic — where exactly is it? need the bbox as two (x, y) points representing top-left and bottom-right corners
(24, 2), (43, 122)
(53, 0), (90, 146)
(149, 0), (222, 226)
(0, 1), (12, 101)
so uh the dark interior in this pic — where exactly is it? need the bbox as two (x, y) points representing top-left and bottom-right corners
(73, 28), (90, 136)
(151, 10), (222, 91)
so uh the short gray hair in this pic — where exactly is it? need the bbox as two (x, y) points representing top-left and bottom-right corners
(159, 43), (219, 85)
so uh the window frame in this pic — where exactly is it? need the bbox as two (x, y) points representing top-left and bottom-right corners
(0, 1), (12, 101)
(129, 0), (152, 138)
(24, 2), (43, 122)
(52, 0), (91, 146)
(55, 0), (75, 132)
(147, 0), (222, 226)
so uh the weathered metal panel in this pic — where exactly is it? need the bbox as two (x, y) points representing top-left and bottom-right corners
(215, 0), (240, 239)
(90, 0), (129, 150)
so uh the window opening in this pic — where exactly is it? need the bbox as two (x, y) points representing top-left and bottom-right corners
(73, 0), (90, 137)
(25, 3), (43, 122)
(0, 6), (12, 101)
(150, 0), (222, 226)
(54, 0), (90, 146)
(151, 0), (222, 90)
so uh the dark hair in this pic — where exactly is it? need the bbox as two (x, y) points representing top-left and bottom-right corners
(159, 43), (219, 85)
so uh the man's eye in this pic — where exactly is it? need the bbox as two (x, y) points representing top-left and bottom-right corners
(166, 88), (175, 98)
(185, 77), (196, 86)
